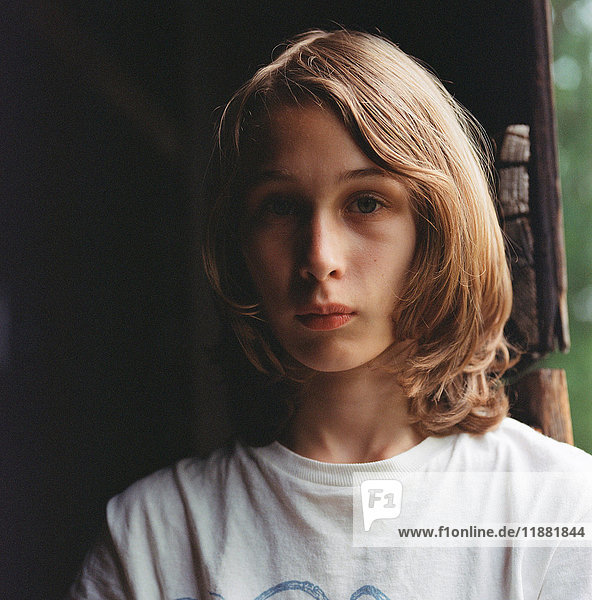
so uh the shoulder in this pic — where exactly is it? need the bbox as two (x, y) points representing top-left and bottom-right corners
(452, 417), (592, 472)
(447, 418), (592, 526)
(106, 444), (240, 531)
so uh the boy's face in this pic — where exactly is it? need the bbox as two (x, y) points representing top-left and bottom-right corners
(241, 104), (416, 373)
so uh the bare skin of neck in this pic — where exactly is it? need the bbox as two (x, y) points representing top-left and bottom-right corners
(280, 347), (425, 463)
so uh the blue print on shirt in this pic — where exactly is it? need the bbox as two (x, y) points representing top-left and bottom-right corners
(176, 580), (391, 600)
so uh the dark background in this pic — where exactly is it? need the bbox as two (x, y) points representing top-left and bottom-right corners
(1, 1), (535, 598)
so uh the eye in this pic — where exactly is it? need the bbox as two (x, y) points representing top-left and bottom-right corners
(265, 196), (297, 216)
(351, 195), (382, 214)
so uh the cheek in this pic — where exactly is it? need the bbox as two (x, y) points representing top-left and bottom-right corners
(360, 242), (416, 309)
(364, 232), (416, 278)
(242, 236), (289, 298)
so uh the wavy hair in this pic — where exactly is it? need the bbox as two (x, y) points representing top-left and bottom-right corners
(202, 29), (515, 438)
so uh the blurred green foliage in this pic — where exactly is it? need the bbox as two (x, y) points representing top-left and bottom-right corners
(546, 0), (592, 452)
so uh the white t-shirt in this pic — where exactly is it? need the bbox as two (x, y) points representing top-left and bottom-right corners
(67, 418), (592, 600)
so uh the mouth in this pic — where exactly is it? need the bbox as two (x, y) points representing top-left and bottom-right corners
(295, 304), (356, 331)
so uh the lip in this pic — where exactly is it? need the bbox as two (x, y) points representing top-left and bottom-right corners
(295, 304), (356, 331)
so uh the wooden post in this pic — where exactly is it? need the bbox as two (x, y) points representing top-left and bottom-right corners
(526, 0), (570, 355)
(509, 369), (574, 444)
(497, 124), (539, 353)
(496, 2), (572, 444)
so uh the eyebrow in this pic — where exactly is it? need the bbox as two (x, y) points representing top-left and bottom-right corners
(247, 166), (392, 187)
(340, 167), (391, 182)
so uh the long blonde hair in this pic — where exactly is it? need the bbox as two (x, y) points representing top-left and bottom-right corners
(202, 29), (514, 437)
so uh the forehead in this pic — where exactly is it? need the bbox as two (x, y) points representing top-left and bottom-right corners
(241, 103), (376, 175)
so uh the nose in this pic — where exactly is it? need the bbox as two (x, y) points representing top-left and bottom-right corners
(298, 212), (345, 281)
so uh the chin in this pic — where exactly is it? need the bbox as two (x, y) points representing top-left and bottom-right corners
(291, 347), (385, 374)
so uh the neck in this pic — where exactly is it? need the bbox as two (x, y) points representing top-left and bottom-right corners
(280, 347), (425, 463)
